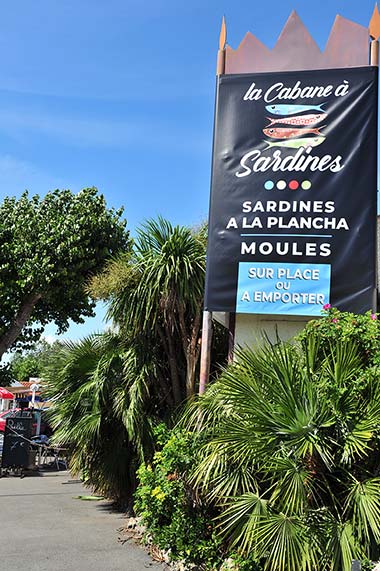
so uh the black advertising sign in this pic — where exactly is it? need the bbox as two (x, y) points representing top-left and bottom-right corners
(205, 67), (378, 316)
(2, 416), (32, 468)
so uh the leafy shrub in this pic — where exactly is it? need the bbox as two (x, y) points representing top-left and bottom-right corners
(44, 333), (156, 504)
(135, 425), (223, 568)
(185, 335), (380, 571)
(219, 554), (263, 571)
(136, 312), (380, 571)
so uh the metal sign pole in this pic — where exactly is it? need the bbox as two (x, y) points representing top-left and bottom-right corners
(199, 17), (226, 395)
(370, 4), (380, 312)
(370, 4), (380, 64)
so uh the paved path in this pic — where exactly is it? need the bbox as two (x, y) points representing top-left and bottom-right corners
(0, 471), (160, 571)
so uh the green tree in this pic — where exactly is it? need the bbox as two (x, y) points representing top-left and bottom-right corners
(185, 337), (380, 571)
(0, 363), (16, 386)
(0, 188), (129, 359)
(42, 217), (227, 504)
(89, 217), (207, 406)
(10, 352), (40, 382)
(9, 339), (63, 382)
(43, 333), (157, 503)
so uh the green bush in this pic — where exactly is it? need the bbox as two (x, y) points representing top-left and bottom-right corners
(184, 335), (380, 571)
(135, 424), (223, 568)
(135, 311), (380, 571)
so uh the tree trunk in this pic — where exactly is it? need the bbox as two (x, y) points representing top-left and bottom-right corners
(156, 370), (174, 409)
(185, 352), (198, 398)
(158, 324), (182, 407)
(177, 304), (202, 399)
(0, 292), (42, 359)
(185, 309), (202, 398)
(154, 325), (175, 408)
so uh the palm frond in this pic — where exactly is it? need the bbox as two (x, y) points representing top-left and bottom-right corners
(345, 476), (380, 544)
(217, 492), (268, 553)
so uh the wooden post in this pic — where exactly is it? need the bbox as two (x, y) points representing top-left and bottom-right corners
(228, 312), (236, 363)
(199, 310), (212, 395)
(370, 39), (379, 65)
(199, 17), (227, 396)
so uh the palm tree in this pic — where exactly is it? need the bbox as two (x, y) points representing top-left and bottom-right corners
(88, 217), (207, 406)
(184, 336), (380, 571)
(43, 333), (159, 503)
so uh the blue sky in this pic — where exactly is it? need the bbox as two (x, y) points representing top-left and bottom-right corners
(0, 0), (375, 342)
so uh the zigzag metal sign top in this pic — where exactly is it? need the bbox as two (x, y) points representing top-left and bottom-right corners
(224, 10), (371, 74)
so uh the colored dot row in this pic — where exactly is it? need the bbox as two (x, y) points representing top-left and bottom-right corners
(264, 180), (312, 191)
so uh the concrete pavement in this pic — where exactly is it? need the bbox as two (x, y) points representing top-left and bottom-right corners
(0, 471), (160, 571)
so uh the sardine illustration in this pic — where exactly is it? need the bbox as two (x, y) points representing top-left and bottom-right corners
(266, 113), (327, 126)
(265, 103), (326, 116)
(264, 136), (326, 150)
(263, 126), (325, 139)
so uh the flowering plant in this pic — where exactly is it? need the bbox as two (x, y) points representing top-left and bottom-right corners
(134, 425), (222, 566)
(298, 308), (380, 367)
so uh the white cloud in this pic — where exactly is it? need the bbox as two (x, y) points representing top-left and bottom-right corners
(0, 154), (75, 197)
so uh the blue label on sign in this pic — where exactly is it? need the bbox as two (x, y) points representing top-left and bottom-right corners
(236, 262), (331, 316)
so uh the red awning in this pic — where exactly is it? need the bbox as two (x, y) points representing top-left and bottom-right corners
(0, 387), (15, 399)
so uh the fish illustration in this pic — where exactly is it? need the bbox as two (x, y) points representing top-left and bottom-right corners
(263, 126), (325, 139)
(266, 113), (327, 126)
(265, 103), (326, 116)
(264, 136), (326, 150)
